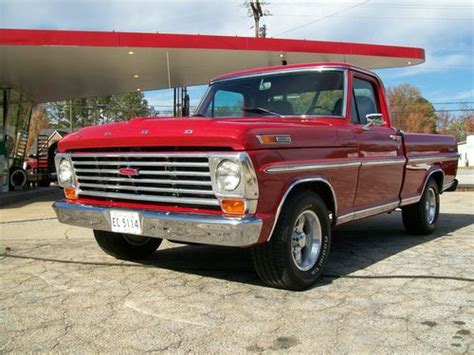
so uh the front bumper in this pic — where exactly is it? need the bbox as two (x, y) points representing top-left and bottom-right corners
(53, 201), (262, 247)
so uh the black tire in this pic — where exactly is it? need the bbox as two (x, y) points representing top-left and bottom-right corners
(251, 191), (332, 291)
(93, 230), (162, 260)
(9, 168), (28, 190)
(402, 179), (440, 235)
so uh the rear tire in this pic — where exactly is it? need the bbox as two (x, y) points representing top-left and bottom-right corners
(94, 230), (162, 260)
(402, 179), (440, 235)
(251, 191), (331, 291)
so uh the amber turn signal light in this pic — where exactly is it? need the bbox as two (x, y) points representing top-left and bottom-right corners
(259, 135), (278, 144)
(64, 186), (78, 200)
(220, 198), (246, 215)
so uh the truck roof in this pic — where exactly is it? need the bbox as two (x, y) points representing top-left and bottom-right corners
(212, 62), (375, 82)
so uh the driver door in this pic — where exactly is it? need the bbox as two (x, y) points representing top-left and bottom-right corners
(351, 73), (405, 210)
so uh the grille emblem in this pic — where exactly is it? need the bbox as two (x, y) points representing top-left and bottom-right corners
(184, 129), (193, 134)
(118, 168), (139, 176)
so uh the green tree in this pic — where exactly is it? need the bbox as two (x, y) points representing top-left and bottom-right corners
(386, 84), (437, 133)
(437, 104), (474, 142)
(46, 91), (155, 131)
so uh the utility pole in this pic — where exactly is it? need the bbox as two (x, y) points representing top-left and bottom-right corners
(245, 1), (270, 38)
(250, 0), (263, 38)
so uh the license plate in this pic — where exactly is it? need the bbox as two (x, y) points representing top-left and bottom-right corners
(110, 210), (142, 235)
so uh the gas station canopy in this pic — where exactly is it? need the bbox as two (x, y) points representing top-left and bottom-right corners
(0, 28), (425, 103)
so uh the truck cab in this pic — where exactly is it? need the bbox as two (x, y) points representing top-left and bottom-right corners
(53, 62), (458, 290)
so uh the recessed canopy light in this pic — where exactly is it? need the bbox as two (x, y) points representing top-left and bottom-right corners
(407, 61), (412, 65)
(128, 51), (135, 55)
(133, 74), (140, 78)
(136, 88), (141, 92)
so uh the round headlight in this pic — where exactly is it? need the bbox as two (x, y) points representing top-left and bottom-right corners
(216, 160), (241, 191)
(58, 159), (74, 185)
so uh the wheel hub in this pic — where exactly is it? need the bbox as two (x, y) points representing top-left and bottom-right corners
(425, 187), (437, 225)
(291, 210), (322, 271)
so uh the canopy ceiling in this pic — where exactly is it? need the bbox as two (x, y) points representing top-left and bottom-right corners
(0, 29), (425, 103)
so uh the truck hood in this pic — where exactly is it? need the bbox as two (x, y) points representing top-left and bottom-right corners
(59, 116), (339, 152)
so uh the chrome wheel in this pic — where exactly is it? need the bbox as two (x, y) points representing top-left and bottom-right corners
(291, 210), (322, 271)
(425, 187), (437, 224)
(123, 234), (150, 246)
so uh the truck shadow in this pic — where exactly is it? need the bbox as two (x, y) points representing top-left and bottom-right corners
(144, 211), (473, 289)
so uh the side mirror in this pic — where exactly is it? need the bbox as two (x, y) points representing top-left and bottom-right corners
(362, 113), (383, 131)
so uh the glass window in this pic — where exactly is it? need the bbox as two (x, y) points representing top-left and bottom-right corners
(352, 78), (380, 125)
(197, 70), (345, 118)
(314, 90), (344, 116)
(205, 90), (243, 117)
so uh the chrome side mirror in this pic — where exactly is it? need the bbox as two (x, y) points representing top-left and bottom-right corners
(362, 113), (383, 131)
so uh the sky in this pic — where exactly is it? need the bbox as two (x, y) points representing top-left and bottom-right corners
(1, 0), (473, 114)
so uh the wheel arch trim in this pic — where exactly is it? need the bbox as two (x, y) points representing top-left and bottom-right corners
(266, 176), (337, 241)
(400, 168), (444, 207)
(422, 168), (445, 195)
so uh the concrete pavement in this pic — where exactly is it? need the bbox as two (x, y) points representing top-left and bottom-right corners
(0, 192), (473, 353)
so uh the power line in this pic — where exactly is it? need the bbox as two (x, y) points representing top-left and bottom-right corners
(275, 0), (371, 36)
(271, 14), (473, 21)
(270, 2), (473, 9)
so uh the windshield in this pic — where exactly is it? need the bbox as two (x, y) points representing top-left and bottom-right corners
(195, 69), (346, 118)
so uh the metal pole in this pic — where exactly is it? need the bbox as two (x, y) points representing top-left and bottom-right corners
(69, 99), (73, 131)
(173, 88), (177, 117)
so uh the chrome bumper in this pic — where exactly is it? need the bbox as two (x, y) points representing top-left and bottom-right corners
(52, 201), (262, 247)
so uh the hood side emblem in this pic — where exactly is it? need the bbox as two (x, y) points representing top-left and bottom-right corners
(141, 129), (149, 135)
(104, 131), (112, 136)
(184, 129), (193, 135)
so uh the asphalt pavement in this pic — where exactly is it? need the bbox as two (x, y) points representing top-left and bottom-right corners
(0, 192), (473, 353)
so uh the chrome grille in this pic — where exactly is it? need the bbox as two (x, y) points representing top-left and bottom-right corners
(70, 153), (219, 206)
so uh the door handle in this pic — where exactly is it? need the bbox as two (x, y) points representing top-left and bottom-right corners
(389, 134), (402, 141)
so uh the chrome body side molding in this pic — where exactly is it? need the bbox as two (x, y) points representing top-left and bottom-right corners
(265, 161), (361, 174)
(399, 195), (421, 207)
(361, 159), (406, 167)
(336, 201), (400, 225)
(264, 158), (406, 174)
(407, 154), (459, 165)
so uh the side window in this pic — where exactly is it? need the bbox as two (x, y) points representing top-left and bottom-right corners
(352, 78), (380, 125)
(315, 90), (344, 116)
(206, 90), (243, 117)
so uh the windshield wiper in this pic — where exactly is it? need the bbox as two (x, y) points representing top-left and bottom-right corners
(192, 113), (207, 117)
(242, 107), (283, 117)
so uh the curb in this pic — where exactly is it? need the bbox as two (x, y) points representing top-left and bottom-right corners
(457, 184), (474, 192)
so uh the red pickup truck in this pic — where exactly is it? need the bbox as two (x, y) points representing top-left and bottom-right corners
(53, 62), (458, 290)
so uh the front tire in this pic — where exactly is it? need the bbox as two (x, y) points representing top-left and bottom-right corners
(251, 191), (332, 290)
(402, 178), (440, 235)
(94, 230), (162, 260)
